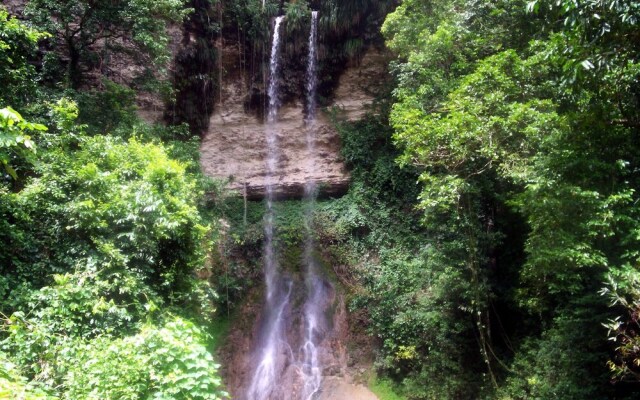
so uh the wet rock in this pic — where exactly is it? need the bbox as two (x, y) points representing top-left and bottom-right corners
(323, 364), (343, 377)
(200, 49), (390, 200)
(317, 376), (379, 400)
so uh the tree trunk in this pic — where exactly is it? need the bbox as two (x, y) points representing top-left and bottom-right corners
(67, 39), (81, 89)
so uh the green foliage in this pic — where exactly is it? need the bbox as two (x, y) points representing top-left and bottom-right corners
(2, 270), (143, 385)
(284, 1), (311, 34)
(207, 316), (231, 353)
(2, 132), (210, 293)
(216, 199), (309, 308)
(64, 318), (227, 400)
(0, 107), (46, 179)
(0, 2), (231, 398)
(3, 0), (639, 398)
(0, 9), (48, 109)
(379, 0), (640, 398)
(25, 0), (191, 88)
(601, 271), (640, 382)
(312, 113), (491, 398)
(528, 0), (640, 72)
(77, 80), (138, 134)
(209, 198), (264, 311)
(381, 0), (455, 57)
(330, 113), (424, 257)
(339, 115), (420, 207)
(367, 374), (406, 400)
(0, 353), (57, 400)
(2, 313), (227, 399)
(0, 101), (227, 397)
(360, 246), (484, 399)
(497, 304), (610, 399)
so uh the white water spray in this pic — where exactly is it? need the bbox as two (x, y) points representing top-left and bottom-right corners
(246, 13), (330, 400)
(247, 16), (289, 400)
(300, 11), (324, 400)
(267, 17), (284, 125)
(305, 11), (319, 125)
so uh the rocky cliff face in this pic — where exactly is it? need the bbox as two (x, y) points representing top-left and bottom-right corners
(3, 0), (25, 15)
(217, 270), (379, 400)
(200, 47), (389, 199)
(4, 1), (390, 200)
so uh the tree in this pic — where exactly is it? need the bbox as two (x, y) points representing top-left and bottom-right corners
(25, 0), (190, 88)
(0, 8), (47, 108)
(0, 101), (224, 397)
(382, 0), (640, 397)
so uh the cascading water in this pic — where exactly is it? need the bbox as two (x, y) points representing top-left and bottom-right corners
(304, 11), (319, 125)
(300, 11), (324, 400)
(247, 16), (291, 400)
(246, 12), (335, 400)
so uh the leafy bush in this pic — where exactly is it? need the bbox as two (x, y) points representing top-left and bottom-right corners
(2, 134), (211, 301)
(0, 101), (227, 397)
(0, 9), (47, 109)
(77, 80), (138, 135)
(0, 2), (232, 399)
(497, 304), (610, 400)
(0, 107), (46, 179)
(362, 247), (484, 399)
(2, 315), (227, 399)
(64, 318), (227, 400)
(0, 353), (56, 400)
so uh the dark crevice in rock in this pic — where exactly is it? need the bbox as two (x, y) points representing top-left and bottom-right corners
(166, 0), (219, 135)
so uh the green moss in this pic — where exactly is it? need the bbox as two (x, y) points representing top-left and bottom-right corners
(311, 248), (339, 285)
(279, 244), (303, 273)
(207, 315), (231, 353)
(367, 374), (406, 400)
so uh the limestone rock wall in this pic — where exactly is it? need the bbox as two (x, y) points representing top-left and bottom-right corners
(200, 48), (389, 199)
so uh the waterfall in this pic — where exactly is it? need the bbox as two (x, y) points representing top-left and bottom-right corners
(267, 16), (284, 126)
(305, 11), (319, 125)
(301, 11), (323, 400)
(247, 16), (290, 400)
(247, 13), (330, 400)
